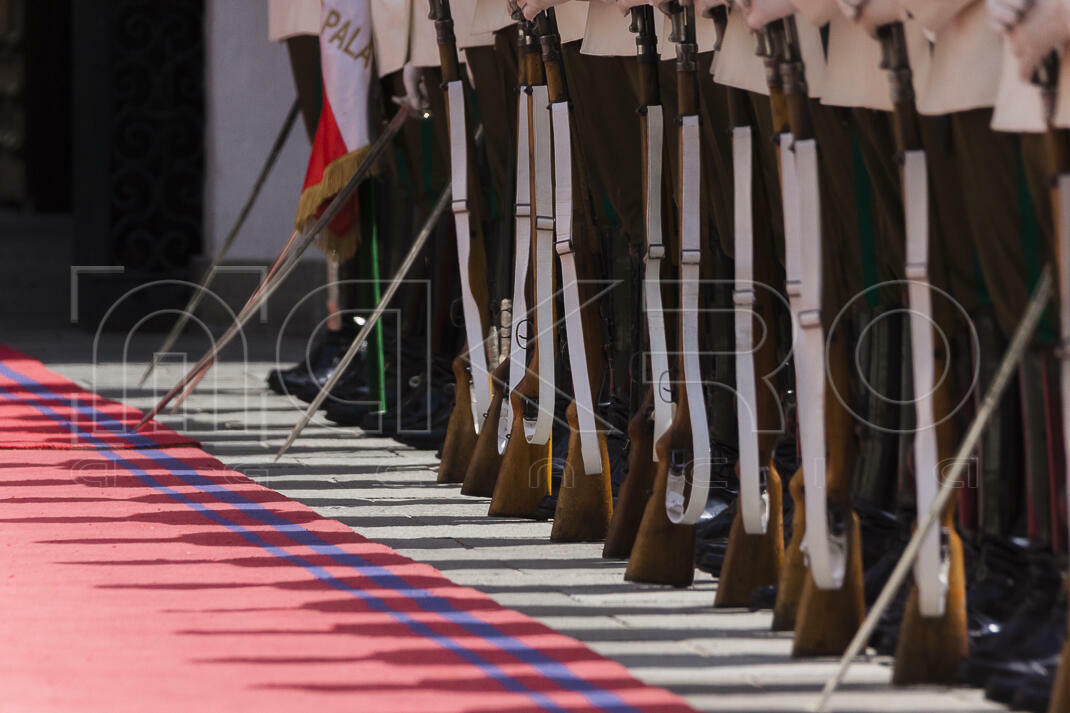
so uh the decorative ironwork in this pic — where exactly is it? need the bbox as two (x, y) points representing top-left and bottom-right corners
(108, 0), (204, 272)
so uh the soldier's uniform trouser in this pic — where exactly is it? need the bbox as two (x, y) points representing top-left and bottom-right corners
(559, 44), (643, 419)
(464, 31), (520, 308)
(952, 109), (1059, 546)
(850, 110), (980, 516)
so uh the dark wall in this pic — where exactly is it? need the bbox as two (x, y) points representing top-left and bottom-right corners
(71, 0), (205, 326)
(25, 0), (73, 213)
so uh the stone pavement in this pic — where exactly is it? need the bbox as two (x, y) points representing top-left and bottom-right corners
(6, 327), (1011, 713)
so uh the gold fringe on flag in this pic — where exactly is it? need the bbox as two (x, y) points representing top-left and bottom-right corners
(294, 144), (377, 261)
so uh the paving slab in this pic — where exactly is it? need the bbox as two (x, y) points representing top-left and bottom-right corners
(9, 328), (1017, 713)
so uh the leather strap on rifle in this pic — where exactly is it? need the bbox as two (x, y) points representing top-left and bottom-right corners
(499, 23), (535, 455)
(665, 4), (711, 525)
(434, 0), (492, 432)
(524, 78), (556, 445)
(537, 10), (601, 474)
(633, 6), (672, 458)
(879, 21), (947, 616)
(780, 17), (846, 590)
(732, 117), (768, 535)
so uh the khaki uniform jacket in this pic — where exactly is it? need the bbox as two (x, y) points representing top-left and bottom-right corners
(371, 0), (492, 74)
(472, 0), (516, 35)
(579, 0), (716, 58)
(820, 15), (930, 111)
(711, 7), (826, 98)
(898, 1), (1002, 114)
(268, 0), (322, 41)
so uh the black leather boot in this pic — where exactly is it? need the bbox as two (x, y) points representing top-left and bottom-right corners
(266, 327), (365, 401)
(961, 548), (1063, 686)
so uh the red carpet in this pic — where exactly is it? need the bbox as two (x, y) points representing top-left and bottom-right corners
(0, 348), (696, 713)
(0, 346), (196, 449)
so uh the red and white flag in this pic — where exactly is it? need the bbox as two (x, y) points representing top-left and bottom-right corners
(295, 0), (375, 260)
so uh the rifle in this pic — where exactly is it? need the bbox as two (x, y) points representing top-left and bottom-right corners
(752, 18), (809, 632)
(777, 16), (865, 657)
(461, 23), (532, 497)
(867, 21), (968, 684)
(713, 50), (785, 606)
(527, 9), (615, 543)
(625, 0), (703, 586)
(489, 17), (555, 518)
(603, 4), (669, 559)
(430, 0), (495, 485)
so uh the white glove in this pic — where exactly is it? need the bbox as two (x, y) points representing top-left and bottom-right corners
(1007, 0), (1070, 81)
(400, 62), (427, 113)
(738, 0), (796, 31)
(837, 0), (906, 37)
(987, 0), (1030, 32)
(517, 0), (571, 22)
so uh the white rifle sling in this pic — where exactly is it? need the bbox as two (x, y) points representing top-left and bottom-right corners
(780, 134), (801, 313)
(904, 149), (948, 616)
(524, 84), (555, 445)
(643, 104), (673, 458)
(499, 86), (534, 454)
(666, 115), (711, 525)
(551, 100), (601, 475)
(446, 80), (492, 433)
(1057, 176), (1070, 557)
(733, 125), (767, 535)
(793, 137), (845, 590)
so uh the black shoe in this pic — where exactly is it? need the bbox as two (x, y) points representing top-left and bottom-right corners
(969, 546), (1061, 660)
(1011, 676), (1057, 713)
(532, 406), (571, 520)
(748, 585), (777, 611)
(601, 396), (630, 499)
(965, 536), (1030, 641)
(694, 464), (740, 577)
(320, 358), (377, 425)
(393, 381), (454, 448)
(985, 663), (1057, 705)
(266, 327), (364, 400)
(964, 597), (1065, 687)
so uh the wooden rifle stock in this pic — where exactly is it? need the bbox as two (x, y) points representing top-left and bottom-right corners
(489, 20), (552, 518)
(870, 21), (968, 684)
(604, 5), (663, 559)
(786, 14), (865, 657)
(755, 17), (807, 632)
(462, 23), (533, 497)
(430, 0), (493, 485)
(529, 9), (614, 542)
(625, 1), (698, 585)
(714, 82), (785, 607)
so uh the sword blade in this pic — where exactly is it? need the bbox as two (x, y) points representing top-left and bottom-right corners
(133, 105), (412, 431)
(139, 98), (301, 386)
(274, 180), (453, 461)
(816, 266), (1054, 712)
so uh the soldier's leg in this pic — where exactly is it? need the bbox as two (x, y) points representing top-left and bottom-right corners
(951, 109), (1064, 685)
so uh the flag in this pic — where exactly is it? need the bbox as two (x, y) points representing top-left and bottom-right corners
(295, 0), (375, 260)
